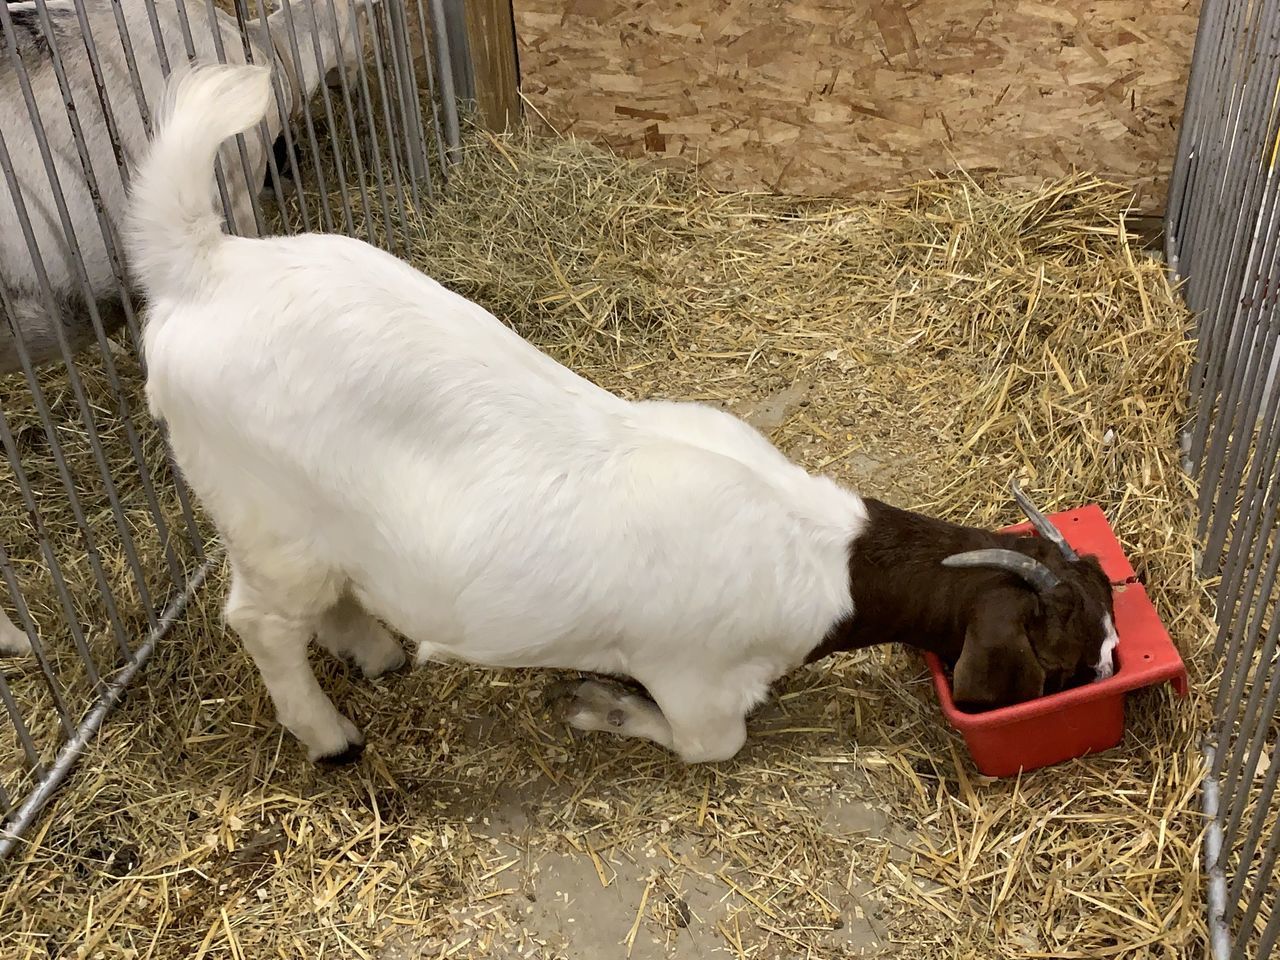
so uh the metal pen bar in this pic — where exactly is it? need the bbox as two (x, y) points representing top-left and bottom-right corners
(137, 0), (240, 236)
(246, 0), (314, 234)
(26, 0), (183, 604)
(411, 0), (449, 178)
(0, 557), (214, 862)
(0, 4), (153, 660)
(0, 663), (44, 777)
(1230, 765), (1280, 944)
(67, 0), (187, 593)
(1223, 676), (1280, 926)
(386, 0), (430, 202)
(1178, 0), (1258, 310)
(1202, 183), (1280, 573)
(191, 0), (268, 238)
(225, 0), (293, 227)
(342, 0), (400, 247)
(1203, 746), (1232, 960)
(275, 0), (338, 233)
(315, 0), (377, 240)
(1182, 0), (1268, 424)
(427, 0), (460, 165)
(0, 403), (85, 731)
(293, 0), (358, 238)
(364, 2), (411, 241)
(1189, 6), (1280, 501)
(1217, 572), (1280, 829)
(1168, 0), (1229, 257)
(1249, 887), (1280, 960)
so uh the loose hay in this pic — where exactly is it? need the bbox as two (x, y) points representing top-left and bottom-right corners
(0, 133), (1213, 959)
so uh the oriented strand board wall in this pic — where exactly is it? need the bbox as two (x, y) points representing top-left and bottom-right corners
(514, 0), (1200, 210)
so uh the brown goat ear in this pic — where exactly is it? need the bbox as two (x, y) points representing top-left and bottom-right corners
(952, 611), (1045, 709)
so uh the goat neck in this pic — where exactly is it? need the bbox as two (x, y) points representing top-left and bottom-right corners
(808, 498), (1061, 663)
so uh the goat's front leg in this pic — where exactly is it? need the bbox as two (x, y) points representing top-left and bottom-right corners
(0, 605), (30, 656)
(225, 570), (364, 763)
(550, 675), (748, 764)
(315, 592), (406, 678)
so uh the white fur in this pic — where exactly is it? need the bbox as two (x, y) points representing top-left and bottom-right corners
(0, 607), (31, 655)
(1095, 613), (1119, 680)
(127, 64), (869, 764)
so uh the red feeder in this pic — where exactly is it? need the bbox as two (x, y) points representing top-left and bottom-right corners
(923, 505), (1188, 778)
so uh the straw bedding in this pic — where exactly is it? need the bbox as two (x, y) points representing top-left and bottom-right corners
(0, 133), (1214, 959)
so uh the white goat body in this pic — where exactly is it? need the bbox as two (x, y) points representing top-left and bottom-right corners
(127, 64), (870, 764)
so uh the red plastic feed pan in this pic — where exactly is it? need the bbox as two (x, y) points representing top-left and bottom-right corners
(923, 505), (1189, 778)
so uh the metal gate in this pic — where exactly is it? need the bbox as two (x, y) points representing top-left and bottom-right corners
(0, 0), (471, 857)
(1166, 0), (1280, 956)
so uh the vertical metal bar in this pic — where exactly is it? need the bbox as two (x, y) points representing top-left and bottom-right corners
(1218, 581), (1280, 822)
(0, 664), (44, 776)
(1168, 0), (1228, 247)
(1211, 440), (1280, 670)
(80, 0), (210, 565)
(1177, 6), (1280, 959)
(25, 0), (184, 601)
(1252, 890), (1280, 960)
(364, 2), (411, 240)
(1203, 745), (1232, 960)
(136, 0), (241, 237)
(428, 0), (461, 165)
(440, 0), (473, 102)
(0, 558), (214, 862)
(0, 386), (102, 707)
(315, 0), (378, 239)
(275, 0), (338, 233)
(1226, 661), (1280, 911)
(412, 0), (449, 176)
(1177, 0), (1253, 300)
(1189, 7), (1280, 496)
(0, 23), (145, 663)
(1231, 756), (1280, 938)
(387, 0), (430, 197)
(341, 0), (400, 247)
(291, 0), (357, 238)
(223, 0), (293, 227)
(1183, 0), (1272, 426)
(160, 0), (264, 235)
(192, 0), (269, 238)
(1201, 187), (1280, 564)
(247, 0), (314, 234)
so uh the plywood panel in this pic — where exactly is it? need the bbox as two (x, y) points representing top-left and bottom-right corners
(513, 0), (1199, 210)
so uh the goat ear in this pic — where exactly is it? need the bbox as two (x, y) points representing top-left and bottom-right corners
(952, 615), (1045, 709)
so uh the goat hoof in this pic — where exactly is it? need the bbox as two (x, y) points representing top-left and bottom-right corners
(316, 739), (365, 766)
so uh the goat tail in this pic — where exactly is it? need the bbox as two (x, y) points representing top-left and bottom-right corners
(125, 62), (273, 298)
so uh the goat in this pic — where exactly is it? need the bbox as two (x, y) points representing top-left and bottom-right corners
(125, 63), (1120, 764)
(0, 0), (372, 373)
(0, 0), (372, 657)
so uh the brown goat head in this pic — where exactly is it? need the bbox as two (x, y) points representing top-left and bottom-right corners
(942, 480), (1117, 708)
(814, 480), (1119, 711)
(948, 552), (1115, 709)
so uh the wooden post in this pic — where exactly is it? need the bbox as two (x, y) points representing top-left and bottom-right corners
(462, 0), (521, 131)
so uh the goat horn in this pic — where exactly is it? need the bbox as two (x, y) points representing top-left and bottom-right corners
(1010, 478), (1079, 562)
(941, 548), (1061, 593)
